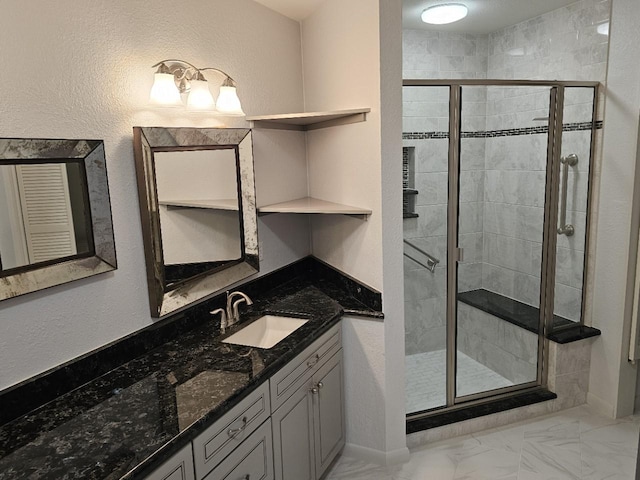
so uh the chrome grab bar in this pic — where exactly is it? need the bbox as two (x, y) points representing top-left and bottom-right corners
(403, 239), (440, 273)
(557, 153), (578, 236)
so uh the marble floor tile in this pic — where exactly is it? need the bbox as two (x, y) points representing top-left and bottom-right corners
(523, 420), (581, 454)
(519, 439), (582, 480)
(326, 405), (640, 480)
(324, 455), (409, 480)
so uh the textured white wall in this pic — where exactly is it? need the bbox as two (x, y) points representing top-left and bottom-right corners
(302, 0), (408, 462)
(302, 0), (383, 292)
(301, 0), (386, 459)
(0, 0), (308, 390)
(379, 0), (409, 462)
(588, 0), (640, 417)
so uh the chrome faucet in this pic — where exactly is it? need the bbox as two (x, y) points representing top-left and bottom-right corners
(210, 291), (253, 333)
(227, 291), (253, 327)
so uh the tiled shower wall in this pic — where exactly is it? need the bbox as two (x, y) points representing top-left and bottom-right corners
(403, 0), (610, 355)
(483, 0), (609, 322)
(403, 31), (488, 356)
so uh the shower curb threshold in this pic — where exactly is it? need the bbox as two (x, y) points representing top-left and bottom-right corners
(406, 388), (557, 434)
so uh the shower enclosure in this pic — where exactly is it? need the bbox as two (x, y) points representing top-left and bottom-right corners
(403, 80), (598, 417)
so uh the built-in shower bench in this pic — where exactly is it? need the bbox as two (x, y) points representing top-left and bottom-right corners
(458, 288), (601, 343)
(407, 288), (601, 438)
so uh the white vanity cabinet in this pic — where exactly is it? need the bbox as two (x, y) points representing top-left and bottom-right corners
(143, 383), (271, 480)
(270, 324), (345, 480)
(192, 382), (271, 479)
(202, 419), (274, 480)
(144, 322), (344, 480)
(143, 444), (195, 480)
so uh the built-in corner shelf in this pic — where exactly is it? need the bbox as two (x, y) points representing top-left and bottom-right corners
(159, 199), (239, 211)
(258, 197), (371, 216)
(247, 108), (370, 131)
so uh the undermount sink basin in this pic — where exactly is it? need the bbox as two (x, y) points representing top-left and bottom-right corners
(222, 315), (309, 349)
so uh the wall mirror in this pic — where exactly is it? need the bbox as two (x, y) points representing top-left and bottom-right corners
(133, 127), (258, 318)
(0, 138), (117, 301)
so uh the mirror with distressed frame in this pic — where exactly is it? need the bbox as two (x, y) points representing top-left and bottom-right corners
(133, 127), (258, 318)
(0, 138), (117, 301)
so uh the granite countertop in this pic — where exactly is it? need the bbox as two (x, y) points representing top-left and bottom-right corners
(0, 278), (369, 480)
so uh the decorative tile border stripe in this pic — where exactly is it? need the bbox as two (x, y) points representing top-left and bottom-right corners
(403, 120), (603, 140)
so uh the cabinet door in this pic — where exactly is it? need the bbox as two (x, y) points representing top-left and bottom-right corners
(312, 351), (345, 478)
(193, 382), (270, 480)
(271, 379), (315, 480)
(270, 324), (341, 412)
(203, 419), (273, 480)
(145, 443), (195, 480)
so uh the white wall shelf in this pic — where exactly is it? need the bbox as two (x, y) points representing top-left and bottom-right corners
(247, 108), (370, 131)
(258, 197), (371, 216)
(159, 199), (239, 211)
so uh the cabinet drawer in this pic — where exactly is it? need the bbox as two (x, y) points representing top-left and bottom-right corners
(193, 382), (270, 480)
(203, 419), (273, 480)
(144, 443), (195, 480)
(270, 323), (341, 412)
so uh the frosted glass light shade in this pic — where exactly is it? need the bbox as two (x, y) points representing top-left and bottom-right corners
(149, 73), (182, 106)
(597, 22), (609, 35)
(186, 80), (216, 110)
(216, 86), (245, 116)
(421, 4), (468, 25)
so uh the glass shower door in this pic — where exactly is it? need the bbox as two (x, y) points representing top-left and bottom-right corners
(403, 85), (451, 414)
(552, 86), (597, 330)
(454, 85), (555, 400)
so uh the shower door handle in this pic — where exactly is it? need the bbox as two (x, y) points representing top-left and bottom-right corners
(558, 154), (578, 236)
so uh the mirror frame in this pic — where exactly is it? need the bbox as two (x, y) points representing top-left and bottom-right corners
(0, 138), (117, 301)
(133, 127), (258, 318)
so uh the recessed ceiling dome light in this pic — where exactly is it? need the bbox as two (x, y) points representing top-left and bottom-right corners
(421, 3), (468, 25)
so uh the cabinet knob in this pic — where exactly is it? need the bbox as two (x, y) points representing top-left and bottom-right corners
(307, 354), (320, 368)
(227, 416), (248, 437)
(310, 386), (319, 394)
(244, 476), (250, 480)
(317, 382), (324, 390)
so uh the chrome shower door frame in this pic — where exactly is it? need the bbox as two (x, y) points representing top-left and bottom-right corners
(403, 79), (599, 418)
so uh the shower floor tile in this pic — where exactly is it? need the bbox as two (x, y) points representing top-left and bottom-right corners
(406, 350), (514, 414)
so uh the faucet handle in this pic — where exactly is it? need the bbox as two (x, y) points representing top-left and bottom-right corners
(210, 308), (227, 333)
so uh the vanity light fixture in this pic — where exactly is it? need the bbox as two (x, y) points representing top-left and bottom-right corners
(421, 3), (468, 25)
(149, 59), (245, 116)
(597, 21), (609, 36)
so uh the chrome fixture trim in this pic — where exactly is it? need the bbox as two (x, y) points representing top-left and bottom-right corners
(557, 154), (579, 236)
(453, 380), (540, 404)
(151, 59), (238, 94)
(226, 290), (253, 328)
(447, 84), (462, 406)
(580, 85), (600, 330)
(406, 385), (546, 422)
(403, 239), (440, 273)
(210, 308), (227, 333)
(539, 86), (564, 387)
(403, 79), (600, 88)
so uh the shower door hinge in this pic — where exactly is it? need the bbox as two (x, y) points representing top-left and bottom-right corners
(456, 247), (464, 262)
